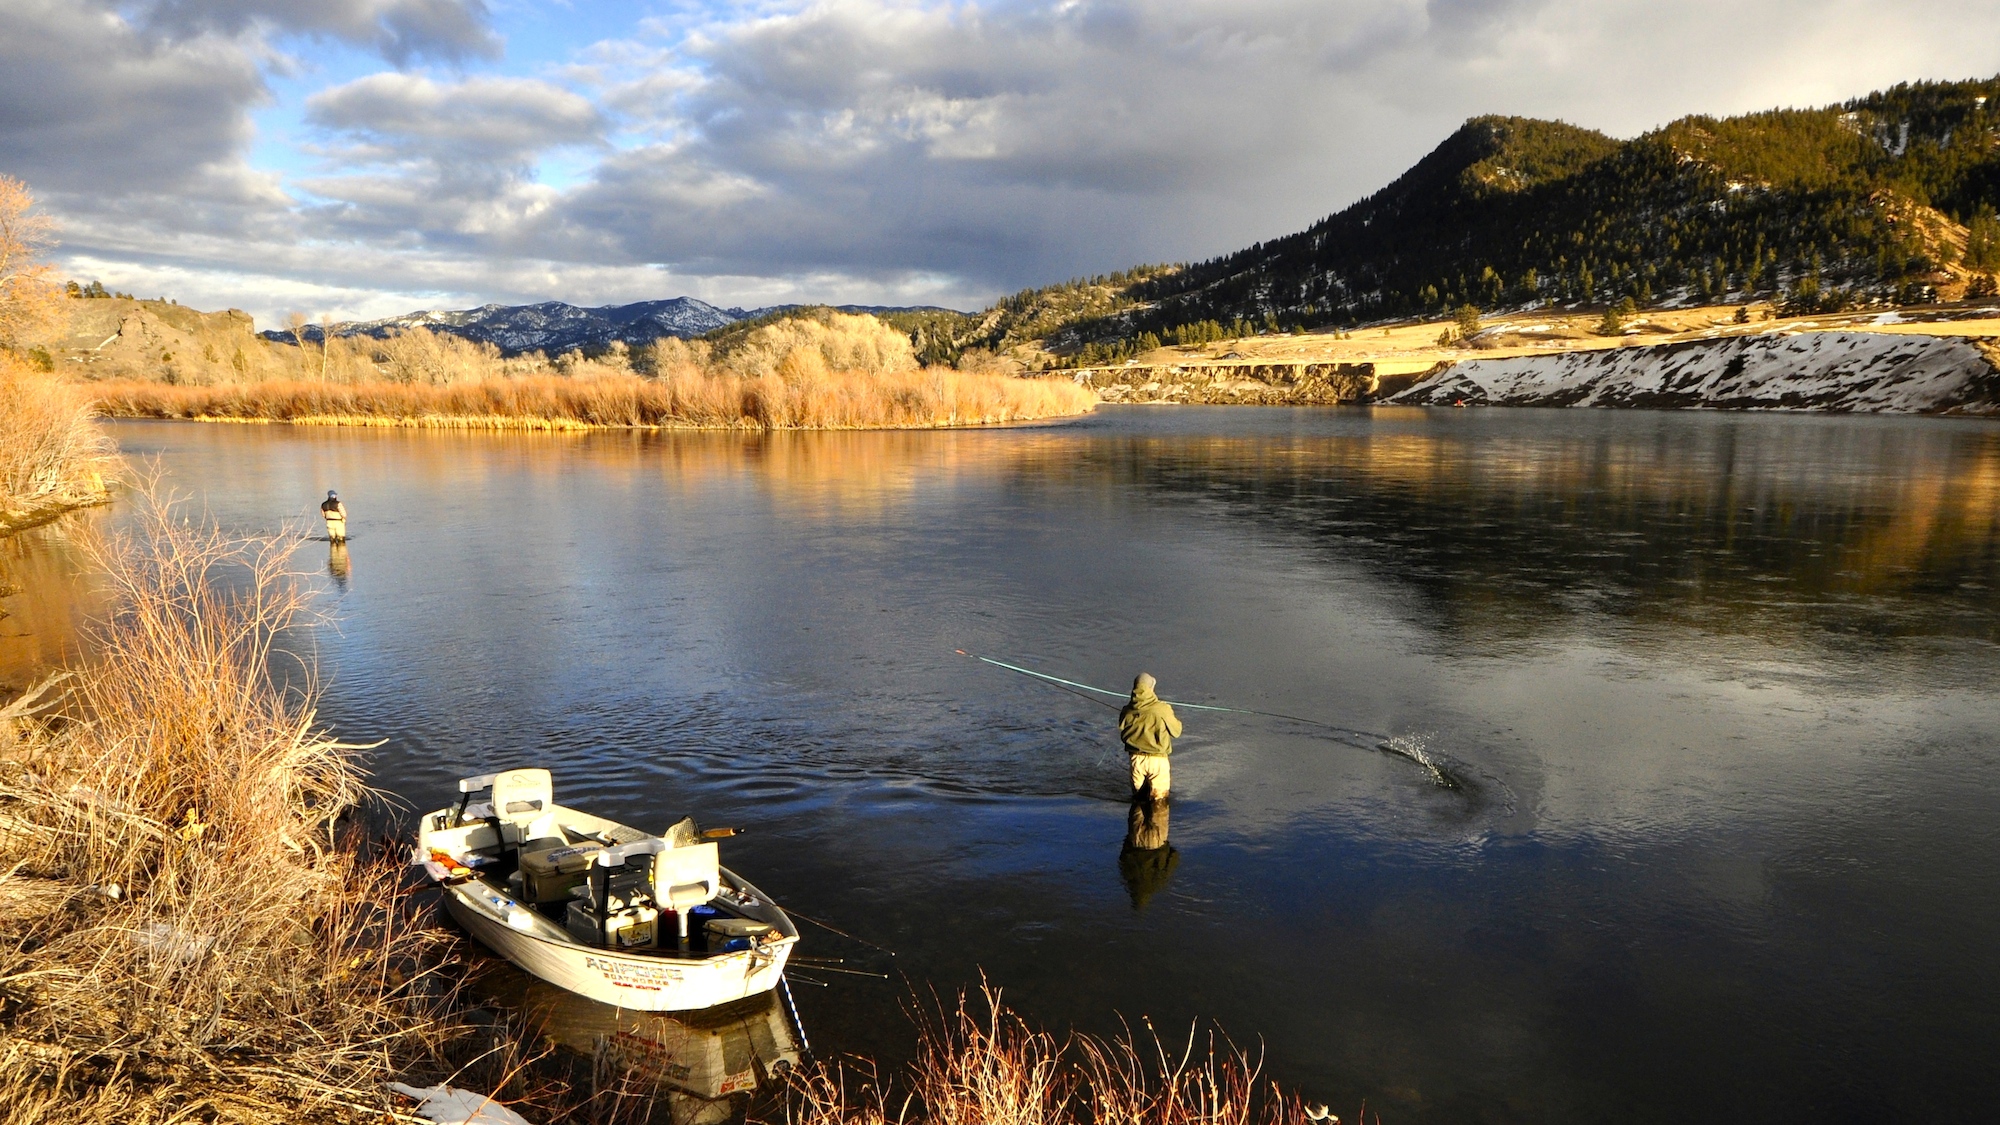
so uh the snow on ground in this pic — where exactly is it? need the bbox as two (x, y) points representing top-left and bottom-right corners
(1389, 332), (2000, 412)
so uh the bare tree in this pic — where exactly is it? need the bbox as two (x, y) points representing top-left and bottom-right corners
(286, 311), (323, 380)
(0, 176), (66, 347)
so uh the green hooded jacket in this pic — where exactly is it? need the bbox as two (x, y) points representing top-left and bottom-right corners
(1119, 678), (1183, 757)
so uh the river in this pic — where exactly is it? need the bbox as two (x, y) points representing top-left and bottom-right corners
(3, 406), (1997, 1123)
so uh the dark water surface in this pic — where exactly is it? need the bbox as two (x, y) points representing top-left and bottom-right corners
(11, 407), (2000, 1122)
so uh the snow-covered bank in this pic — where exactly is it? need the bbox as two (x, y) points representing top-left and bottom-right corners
(1389, 332), (2000, 413)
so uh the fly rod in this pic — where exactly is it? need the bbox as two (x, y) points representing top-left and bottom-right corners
(784, 907), (897, 957)
(955, 649), (1461, 789)
(955, 651), (1387, 744)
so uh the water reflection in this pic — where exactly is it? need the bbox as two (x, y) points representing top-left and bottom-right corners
(328, 539), (351, 588)
(0, 512), (109, 692)
(486, 972), (804, 1125)
(1118, 798), (1177, 910)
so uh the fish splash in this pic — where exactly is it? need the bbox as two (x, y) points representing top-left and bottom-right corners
(1379, 732), (1462, 790)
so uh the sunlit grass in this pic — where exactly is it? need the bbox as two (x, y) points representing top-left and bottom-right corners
(88, 366), (1096, 431)
(788, 986), (1361, 1125)
(0, 354), (113, 531)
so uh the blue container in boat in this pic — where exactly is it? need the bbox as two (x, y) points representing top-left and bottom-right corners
(687, 904), (722, 947)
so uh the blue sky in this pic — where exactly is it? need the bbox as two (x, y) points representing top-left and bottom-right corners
(6, 1), (2000, 327)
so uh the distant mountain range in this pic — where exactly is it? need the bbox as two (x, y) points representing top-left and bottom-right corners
(263, 298), (966, 356)
(263, 297), (746, 354)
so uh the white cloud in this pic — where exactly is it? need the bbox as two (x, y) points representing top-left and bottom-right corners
(305, 74), (606, 161)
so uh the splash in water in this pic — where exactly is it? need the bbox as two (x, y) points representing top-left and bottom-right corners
(1379, 732), (1461, 790)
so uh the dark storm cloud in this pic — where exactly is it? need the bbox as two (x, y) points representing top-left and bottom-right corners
(0, 1), (266, 195)
(549, 0), (1534, 285)
(0, 0), (499, 207)
(537, 0), (2000, 291)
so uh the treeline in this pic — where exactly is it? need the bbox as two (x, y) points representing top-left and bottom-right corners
(66, 280), (133, 300)
(1012, 75), (2000, 354)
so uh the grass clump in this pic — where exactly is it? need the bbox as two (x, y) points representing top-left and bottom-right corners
(788, 987), (1353, 1125)
(0, 353), (114, 533)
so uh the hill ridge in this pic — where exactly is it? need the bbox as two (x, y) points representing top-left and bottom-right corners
(963, 73), (2000, 361)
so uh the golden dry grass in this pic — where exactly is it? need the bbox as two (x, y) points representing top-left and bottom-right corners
(788, 987), (1355, 1125)
(0, 354), (114, 532)
(88, 364), (1096, 431)
(77, 308), (1095, 429)
(0, 492), (483, 1123)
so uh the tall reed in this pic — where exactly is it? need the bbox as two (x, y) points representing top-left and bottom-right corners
(0, 353), (113, 531)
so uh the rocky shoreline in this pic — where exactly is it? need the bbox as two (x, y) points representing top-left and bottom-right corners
(1070, 331), (2000, 413)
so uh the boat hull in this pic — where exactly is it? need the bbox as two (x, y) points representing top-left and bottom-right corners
(442, 875), (794, 1012)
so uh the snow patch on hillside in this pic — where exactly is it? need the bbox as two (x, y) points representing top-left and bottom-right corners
(1389, 332), (2000, 413)
(263, 297), (746, 354)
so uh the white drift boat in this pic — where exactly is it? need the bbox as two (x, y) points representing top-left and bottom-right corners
(415, 768), (798, 1012)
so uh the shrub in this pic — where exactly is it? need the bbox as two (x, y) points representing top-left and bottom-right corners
(0, 353), (114, 528)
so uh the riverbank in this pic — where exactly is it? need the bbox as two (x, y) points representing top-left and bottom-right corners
(1066, 303), (2000, 411)
(0, 496), (491, 1122)
(0, 357), (114, 535)
(87, 368), (1098, 431)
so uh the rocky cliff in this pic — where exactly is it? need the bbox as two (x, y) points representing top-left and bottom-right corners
(51, 298), (290, 383)
(1389, 331), (2000, 413)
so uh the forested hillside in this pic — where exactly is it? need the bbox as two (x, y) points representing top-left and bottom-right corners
(990, 75), (2000, 358)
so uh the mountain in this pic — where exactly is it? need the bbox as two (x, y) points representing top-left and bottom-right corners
(263, 296), (748, 355)
(992, 75), (2000, 357)
(263, 297), (985, 358)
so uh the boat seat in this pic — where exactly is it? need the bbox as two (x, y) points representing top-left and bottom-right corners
(490, 769), (554, 826)
(653, 842), (720, 946)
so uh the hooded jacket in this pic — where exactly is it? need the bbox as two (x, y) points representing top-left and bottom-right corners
(1119, 679), (1183, 757)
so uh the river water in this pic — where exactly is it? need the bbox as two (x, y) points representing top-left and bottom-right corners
(5, 407), (1998, 1123)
